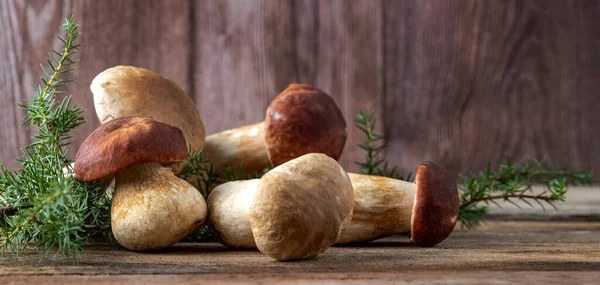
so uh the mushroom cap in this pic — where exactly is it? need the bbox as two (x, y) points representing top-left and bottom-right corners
(112, 163), (207, 251)
(410, 161), (459, 247)
(250, 153), (354, 261)
(264, 84), (347, 167)
(91, 65), (205, 151)
(74, 116), (188, 182)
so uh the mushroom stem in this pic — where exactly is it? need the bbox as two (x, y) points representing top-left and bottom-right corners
(207, 179), (259, 249)
(112, 163), (207, 251)
(204, 122), (270, 175)
(337, 173), (416, 244)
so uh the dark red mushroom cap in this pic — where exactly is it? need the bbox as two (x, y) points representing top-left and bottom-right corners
(264, 84), (347, 167)
(410, 161), (459, 247)
(74, 116), (188, 182)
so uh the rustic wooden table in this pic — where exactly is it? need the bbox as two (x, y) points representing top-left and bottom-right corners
(1, 187), (599, 284)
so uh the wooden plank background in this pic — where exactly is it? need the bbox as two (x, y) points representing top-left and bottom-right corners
(1, 0), (599, 176)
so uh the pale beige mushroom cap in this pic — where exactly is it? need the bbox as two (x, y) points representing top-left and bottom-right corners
(112, 163), (208, 251)
(91, 66), (205, 151)
(250, 153), (354, 261)
(208, 180), (259, 249)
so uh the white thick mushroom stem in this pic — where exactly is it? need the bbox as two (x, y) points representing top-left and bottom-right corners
(337, 173), (415, 244)
(204, 123), (269, 176)
(207, 179), (259, 249)
(112, 163), (207, 251)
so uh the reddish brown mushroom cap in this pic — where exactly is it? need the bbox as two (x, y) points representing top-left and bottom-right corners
(410, 161), (459, 247)
(74, 117), (188, 182)
(264, 84), (347, 167)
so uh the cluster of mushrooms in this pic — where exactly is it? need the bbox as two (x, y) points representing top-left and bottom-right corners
(73, 66), (459, 261)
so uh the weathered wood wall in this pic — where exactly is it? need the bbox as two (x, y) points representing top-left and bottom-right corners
(1, 0), (599, 176)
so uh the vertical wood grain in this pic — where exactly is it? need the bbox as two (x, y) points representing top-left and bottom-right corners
(0, 0), (77, 169)
(558, 0), (600, 173)
(309, 0), (384, 171)
(192, 0), (297, 133)
(0, 0), (191, 169)
(193, 0), (384, 171)
(0, 0), (28, 170)
(2, 0), (599, 175)
(383, 0), (600, 175)
(72, 0), (191, 162)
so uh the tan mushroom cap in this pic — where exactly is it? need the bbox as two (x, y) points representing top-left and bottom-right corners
(250, 153), (354, 261)
(264, 84), (347, 167)
(91, 65), (205, 151)
(410, 161), (459, 247)
(74, 117), (187, 182)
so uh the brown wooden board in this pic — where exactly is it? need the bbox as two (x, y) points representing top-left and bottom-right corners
(382, 0), (600, 175)
(303, 0), (385, 169)
(192, 0), (297, 135)
(1, 0), (599, 175)
(191, 0), (384, 170)
(1, 186), (600, 283)
(0, 0), (69, 170)
(0, 0), (191, 170)
(1, 221), (600, 284)
(3, 272), (600, 285)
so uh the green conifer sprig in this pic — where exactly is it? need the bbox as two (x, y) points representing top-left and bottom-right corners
(177, 145), (219, 199)
(354, 110), (595, 229)
(0, 17), (111, 261)
(458, 158), (595, 228)
(354, 110), (411, 181)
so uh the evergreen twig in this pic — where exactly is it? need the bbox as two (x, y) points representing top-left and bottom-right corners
(354, 110), (411, 181)
(458, 158), (595, 229)
(354, 110), (596, 229)
(177, 145), (219, 199)
(221, 164), (271, 181)
(0, 17), (111, 261)
(177, 151), (270, 242)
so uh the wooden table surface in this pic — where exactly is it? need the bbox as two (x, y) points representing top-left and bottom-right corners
(1, 187), (599, 284)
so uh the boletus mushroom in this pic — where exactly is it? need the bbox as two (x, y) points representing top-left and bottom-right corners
(90, 65), (207, 189)
(338, 161), (459, 246)
(208, 153), (354, 260)
(75, 117), (207, 251)
(204, 84), (347, 175)
(209, 161), (458, 249)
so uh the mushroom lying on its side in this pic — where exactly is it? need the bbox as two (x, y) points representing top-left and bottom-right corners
(75, 117), (207, 251)
(208, 153), (354, 260)
(209, 161), (458, 249)
(204, 84), (347, 175)
(338, 162), (459, 247)
(208, 180), (259, 249)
